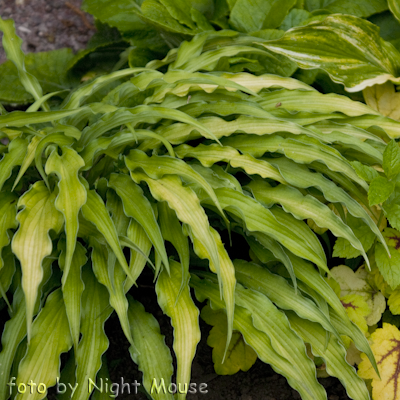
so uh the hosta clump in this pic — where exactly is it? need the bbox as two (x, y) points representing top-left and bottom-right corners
(2, 20), (400, 400)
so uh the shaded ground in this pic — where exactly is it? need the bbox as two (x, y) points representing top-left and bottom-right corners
(0, 1), (353, 399)
(0, 0), (95, 64)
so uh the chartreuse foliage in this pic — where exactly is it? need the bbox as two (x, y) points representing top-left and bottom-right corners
(3, 7), (400, 400)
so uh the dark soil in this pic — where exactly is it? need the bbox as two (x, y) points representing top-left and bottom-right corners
(0, 0), (95, 64)
(0, 1), (354, 399)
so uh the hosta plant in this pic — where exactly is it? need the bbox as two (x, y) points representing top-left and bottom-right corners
(2, 15), (400, 400)
(4, 0), (400, 105)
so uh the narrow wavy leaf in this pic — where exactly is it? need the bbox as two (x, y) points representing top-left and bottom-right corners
(45, 146), (87, 286)
(12, 181), (63, 341)
(156, 260), (200, 400)
(128, 296), (174, 400)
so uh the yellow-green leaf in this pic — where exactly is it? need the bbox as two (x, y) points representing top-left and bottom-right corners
(15, 289), (73, 400)
(329, 265), (386, 326)
(131, 172), (219, 277)
(358, 323), (400, 400)
(81, 189), (133, 281)
(388, 288), (400, 314)
(201, 304), (257, 375)
(58, 240), (86, 349)
(128, 296), (174, 400)
(156, 260), (200, 400)
(11, 181), (63, 341)
(72, 266), (111, 400)
(45, 146), (87, 286)
(364, 81), (400, 121)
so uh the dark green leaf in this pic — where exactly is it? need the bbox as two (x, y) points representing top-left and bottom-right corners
(230, 0), (297, 32)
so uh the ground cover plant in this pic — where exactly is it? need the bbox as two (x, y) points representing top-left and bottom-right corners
(3, 1), (400, 400)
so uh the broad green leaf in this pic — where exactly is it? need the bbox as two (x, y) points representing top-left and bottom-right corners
(358, 323), (400, 400)
(45, 147), (87, 286)
(369, 176), (395, 206)
(0, 17), (45, 106)
(156, 260), (200, 400)
(351, 161), (379, 183)
(230, 0), (297, 32)
(388, 288), (400, 314)
(12, 181), (63, 341)
(72, 266), (111, 400)
(128, 296), (174, 400)
(81, 189), (133, 281)
(383, 139), (400, 179)
(201, 304), (257, 375)
(389, 0), (400, 23)
(140, 0), (196, 35)
(324, 0), (387, 17)
(15, 289), (73, 400)
(286, 311), (370, 400)
(375, 228), (400, 290)
(108, 172), (169, 272)
(263, 14), (400, 92)
(131, 172), (220, 276)
(0, 49), (76, 104)
(58, 240), (86, 349)
(280, 8), (311, 30)
(363, 81), (400, 121)
(248, 178), (369, 266)
(384, 202), (400, 232)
